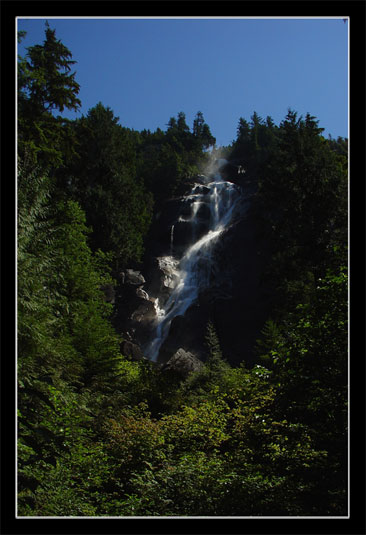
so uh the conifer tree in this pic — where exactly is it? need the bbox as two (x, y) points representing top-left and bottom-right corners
(18, 22), (81, 167)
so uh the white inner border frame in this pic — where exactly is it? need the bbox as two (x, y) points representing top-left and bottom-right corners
(15, 14), (350, 521)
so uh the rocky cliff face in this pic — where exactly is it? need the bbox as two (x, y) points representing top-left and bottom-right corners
(112, 159), (272, 368)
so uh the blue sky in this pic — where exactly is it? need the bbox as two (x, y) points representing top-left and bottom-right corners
(17, 17), (349, 147)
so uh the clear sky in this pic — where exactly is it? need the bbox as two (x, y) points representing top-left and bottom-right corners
(17, 17), (349, 147)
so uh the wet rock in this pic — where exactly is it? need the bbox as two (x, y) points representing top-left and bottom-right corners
(195, 202), (211, 221)
(113, 162), (269, 368)
(130, 299), (156, 323)
(146, 198), (184, 257)
(192, 184), (211, 196)
(113, 267), (158, 350)
(144, 256), (180, 306)
(179, 200), (194, 217)
(173, 219), (194, 248)
(136, 287), (149, 300)
(123, 269), (146, 286)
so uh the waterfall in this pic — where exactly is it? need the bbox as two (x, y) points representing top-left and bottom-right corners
(145, 158), (241, 362)
(170, 224), (175, 255)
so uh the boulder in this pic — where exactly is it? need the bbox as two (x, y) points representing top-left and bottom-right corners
(123, 269), (146, 286)
(157, 306), (209, 364)
(112, 267), (159, 350)
(136, 287), (149, 300)
(192, 184), (211, 196)
(162, 348), (203, 378)
(144, 256), (180, 306)
(130, 299), (156, 323)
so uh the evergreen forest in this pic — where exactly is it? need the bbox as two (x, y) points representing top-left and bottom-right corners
(17, 25), (348, 517)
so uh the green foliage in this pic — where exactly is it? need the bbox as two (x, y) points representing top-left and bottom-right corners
(136, 111), (215, 207)
(231, 109), (348, 318)
(229, 111), (278, 179)
(179, 322), (231, 403)
(18, 382), (113, 516)
(192, 110), (216, 150)
(254, 268), (348, 514)
(255, 320), (283, 364)
(59, 102), (153, 267)
(161, 397), (230, 454)
(17, 31), (348, 515)
(17, 159), (129, 514)
(20, 22), (80, 113)
(18, 23), (81, 168)
(205, 320), (223, 362)
(51, 199), (123, 386)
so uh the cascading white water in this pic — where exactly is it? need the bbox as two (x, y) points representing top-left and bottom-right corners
(170, 224), (175, 255)
(146, 158), (241, 362)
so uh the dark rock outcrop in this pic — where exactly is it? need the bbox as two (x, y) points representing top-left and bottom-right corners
(149, 193), (272, 367)
(112, 164), (272, 368)
(157, 305), (210, 365)
(162, 348), (204, 378)
(122, 269), (146, 286)
(113, 267), (157, 349)
(144, 256), (180, 307)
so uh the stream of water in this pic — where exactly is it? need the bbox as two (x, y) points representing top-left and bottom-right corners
(145, 158), (241, 361)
